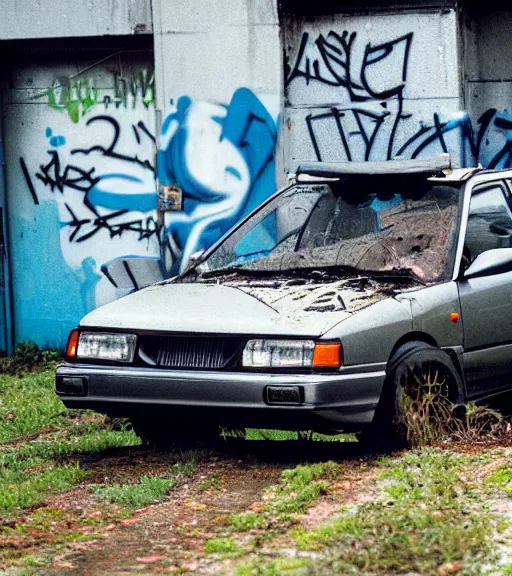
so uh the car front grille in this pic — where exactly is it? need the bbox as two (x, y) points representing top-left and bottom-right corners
(138, 335), (242, 369)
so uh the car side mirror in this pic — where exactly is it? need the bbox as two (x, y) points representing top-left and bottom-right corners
(463, 248), (512, 280)
(181, 249), (206, 273)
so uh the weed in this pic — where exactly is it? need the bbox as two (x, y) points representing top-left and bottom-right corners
(204, 536), (241, 555)
(237, 558), (311, 575)
(488, 464), (512, 495)
(230, 511), (266, 531)
(397, 372), (507, 447)
(0, 463), (88, 512)
(0, 341), (61, 376)
(198, 474), (222, 493)
(293, 450), (495, 575)
(94, 475), (174, 508)
(268, 461), (342, 516)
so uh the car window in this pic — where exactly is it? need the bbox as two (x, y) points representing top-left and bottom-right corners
(201, 180), (462, 283)
(464, 184), (512, 265)
(207, 185), (328, 269)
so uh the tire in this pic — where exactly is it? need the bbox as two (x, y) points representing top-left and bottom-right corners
(359, 341), (463, 452)
(130, 414), (220, 449)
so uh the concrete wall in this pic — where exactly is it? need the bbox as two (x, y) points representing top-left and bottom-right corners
(282, 9), (465, 170)
(4, 1), (512, 349)
(0, 0), (153, 39)
(463, 9), (512, 168)
(4, 51), (158, 347)
(152, 0), (283, 273)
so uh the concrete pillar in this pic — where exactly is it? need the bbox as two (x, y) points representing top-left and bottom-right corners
(152, 0), (283, 273)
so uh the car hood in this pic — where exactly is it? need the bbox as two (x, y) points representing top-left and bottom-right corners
(80, 276), (396, 337)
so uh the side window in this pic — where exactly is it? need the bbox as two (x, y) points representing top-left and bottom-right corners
(464, 184), (512, 264)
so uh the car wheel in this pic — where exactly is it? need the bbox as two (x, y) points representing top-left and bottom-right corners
(359, 341), (462, 452)
(130, 414), (220, 449)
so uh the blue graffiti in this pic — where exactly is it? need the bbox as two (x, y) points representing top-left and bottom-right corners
(46, 127), (66, 148)
(87, 174), (157, 212)
(158, 87), (278, 272)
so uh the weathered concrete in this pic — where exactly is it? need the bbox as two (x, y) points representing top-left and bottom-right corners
(0, 0), (152, 39)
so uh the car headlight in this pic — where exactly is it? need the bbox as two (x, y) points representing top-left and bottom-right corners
(242, 339), (342, 369)
(66, 330), (137, 363)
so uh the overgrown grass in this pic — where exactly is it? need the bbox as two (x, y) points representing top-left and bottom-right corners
(397, 374), (507, 447)
(292, 450), (496, 575)
(229, 461), (345, 533)
(243, 429), (356, 442)
(268, 461), (342, 516)
(204, 536), (242, 555)
(0, 368), (141, 516)
(0, 369), (67, 442)
(92, 451), (203, 509)
(488, 464), (512, 496)
(0, 426), (140, 515)
(0, 463), (87, 511)
(94, 475), (175, 508)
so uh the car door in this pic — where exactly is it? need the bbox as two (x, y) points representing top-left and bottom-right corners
(458, 181), (512, 399)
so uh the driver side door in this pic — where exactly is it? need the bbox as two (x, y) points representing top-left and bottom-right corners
(459, 181), (512, 399)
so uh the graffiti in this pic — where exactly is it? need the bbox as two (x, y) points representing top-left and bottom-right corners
(286, 31), (413, 103)
(285, 28), (512, 168)
(22, 115), (158, 245)
(158, 88), (279, 273)
(303, 105), (467, 163)
(20, 85), (278, 323)
(72, 115), (156, 172)
(42, 69), (155, 123)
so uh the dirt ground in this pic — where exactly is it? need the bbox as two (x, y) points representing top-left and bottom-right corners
(3, 433), (512, 575)
(2, 439), (375, 575)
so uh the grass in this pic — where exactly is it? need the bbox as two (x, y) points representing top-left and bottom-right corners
(0, 369), (141, 516)
(291, 450), (496, 575)
(488, 463), (512, 500)
(0, 369), (67, 442)
(236, 558), (312, 575)
(0, 462), (87, 511)
(197, 474), (222, 493)
(204, 536), (242, 555)
(0, 360), (510, 574)
(94, 475), (175, 508)
(228, 461), (345, 534)
(244, 429), (356, 442)
(268, 461), (342, 516)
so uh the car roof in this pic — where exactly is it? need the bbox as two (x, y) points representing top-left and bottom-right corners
(293, 157), (512, 186)
(297, 154), (452, 178)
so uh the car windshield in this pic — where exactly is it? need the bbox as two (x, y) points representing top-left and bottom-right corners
(198, 177), (462, 284)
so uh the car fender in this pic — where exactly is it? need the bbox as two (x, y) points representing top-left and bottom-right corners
(321, 296), (413, 366)
(396, 281), (463, 349)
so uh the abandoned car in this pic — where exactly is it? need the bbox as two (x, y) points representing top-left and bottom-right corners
(56, 154), (512, 445)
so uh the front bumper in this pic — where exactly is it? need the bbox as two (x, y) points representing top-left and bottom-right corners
(55, 363), (386, 431)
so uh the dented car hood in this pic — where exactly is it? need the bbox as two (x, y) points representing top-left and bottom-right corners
(80, 275), (396, 338)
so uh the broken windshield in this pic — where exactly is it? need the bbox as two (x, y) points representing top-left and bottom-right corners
(199, 178), (462, 284)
